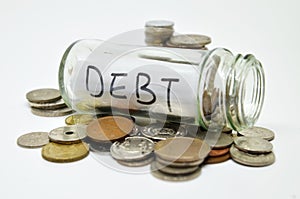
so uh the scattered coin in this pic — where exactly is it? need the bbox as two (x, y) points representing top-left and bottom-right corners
(155, 156), (204, 167)
(238, 126), (275, 141)
(42, 142), (89, 163)
(166, 34), (211, 49)
(154, 137), (211, 162)
(209, 147), (230, 157)
(154, 161), (199, 175)
(86, 116), (134, 142)
(48, 125), (87, 144)
(141, 122), (187, 140)
(26, 88), (61, 103)
(17, 132), (49, 148)
(110, 137), (154, 161)
(65, 114), (95, 125)
(28, 99), (67, 110)
(31, 107), (73, 117)
(234, 137), (273, 154)
(117, 156), (154, 167)
(151, 162), (202, 182)
(205, 153), (231, 164)
(230, 145), (275, 167)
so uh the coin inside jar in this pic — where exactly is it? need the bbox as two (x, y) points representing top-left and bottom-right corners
(65, 114), (95, 125)
(110, 137), (154, 161)
(26, 88), (61, 103)
(49, 125), (87, 144)
(154, 137), (211, 162)
(86, 116), (134, 142)
(234, 137), (273, 154)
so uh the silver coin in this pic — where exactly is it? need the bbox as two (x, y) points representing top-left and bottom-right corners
(230, 145), (275, 167)
(110, 137), (154, 161)
(155, 156), (204, 167)
(145, 20), (174, 28)
(141, 123), (187, 140)
(117, 156), (154, 167)
(168, 34), (211, 48)
(26, 88), (61, 103)
(31, 107), (73, 117)
(198, 132), (233, 149)
(234, 137), (273, 154)
(17, 132), (49, 148)
(165, 40), (208, 50)
(154, 161), (199, 175)
(238, 126), (275, 141)
(151, 162), (201, 182)
(28, 99), (67, 110)
(49, 125), (87, 144)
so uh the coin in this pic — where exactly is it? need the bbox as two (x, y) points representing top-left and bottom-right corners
(154, 137), (211, 162)
(209, 147), (230, 157)
(145, 20), (174, 28)
(155, 156), (204, 167)
(110, 137), (154, 161)
(42, 142), (89, 163)
(86, 116), (134, 142)
(26, 88), (61, 103)
(28, 99), (67, 110)
(49, 125), (87, 144)
(197, 132), (233, 149)
(65, 114), (95, 125)
(31, 107), (73, 117)
(205, 153), (231, 164)
(117, 156), (154, 167)
(234, 137), (273, 154)
(154, 161), (199, 175)
(141, 122), (187, 140)
(17, 132), (49, 148)
(238, 126), (275, 141)
(167, 34), (211, 48)
(151, 162), (201, 182)
(230, 145), (275, 167)
(86, 139), (112, 153)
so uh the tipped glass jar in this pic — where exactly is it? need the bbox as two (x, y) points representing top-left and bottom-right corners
(59, 36), (265, 131)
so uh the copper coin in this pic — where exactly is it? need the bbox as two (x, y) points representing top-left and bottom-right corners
(205, 153), (231, 164)
(154, 137), (211, 163)
(209, 148), (230, 157)
(86, 116), (134, 142)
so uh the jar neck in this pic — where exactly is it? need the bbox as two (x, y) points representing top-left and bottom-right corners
(199, 48), (265, 131)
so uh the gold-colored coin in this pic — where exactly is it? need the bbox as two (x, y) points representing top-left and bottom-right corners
(65, 114), (95, 125)
(42, 142), (89, 163)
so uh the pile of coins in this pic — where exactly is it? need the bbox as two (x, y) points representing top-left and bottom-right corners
(26, 88), (72, 117)
(145, 20), (211, 49)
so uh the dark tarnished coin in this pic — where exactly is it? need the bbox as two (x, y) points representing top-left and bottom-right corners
(31, 107), (73, 117)
(154, 137), (211, 162)
(155, 156), (204, 167)
(42, 142), (89, 163)
(151, 162), (201, 182)
(154, 161), (199, 175)
(230, 145), (275, 167)
(49, 125), (87, 144)
(238, 126), (275, 141)
(205, 153), (231, 164)
(17, 132), (49, 148)
(65, 114), (95, 125)
(117, 156), (154, 167)
(29, 99), (67, 110)
(167, 34), (211, 48)
(110, 137), (154, 161)
(26, 88), (61, 103)
(209, 147), (230, 157)
(234, 137), (273, 154)
(141, 122), (187, 140)
(86, 116), (134, 142)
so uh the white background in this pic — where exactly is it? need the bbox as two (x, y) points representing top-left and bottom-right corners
(1, 0), (300, 198)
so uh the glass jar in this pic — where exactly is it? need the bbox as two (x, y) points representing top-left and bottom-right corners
(59, 38), (265, 131)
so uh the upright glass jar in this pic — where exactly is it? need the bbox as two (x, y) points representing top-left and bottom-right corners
(59, 37), (265, 131)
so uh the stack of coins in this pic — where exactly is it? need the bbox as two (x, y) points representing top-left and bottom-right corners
(230, 127), (275, 167)
(145, 20), (174, 46)
(165, 34), (211, 50)
(86, 116), (135, 152)
(26, 88), (73, 117)
(151, 137), (210, 181)
(42, 125), (89, 163)
(110, 136), (155, 167)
